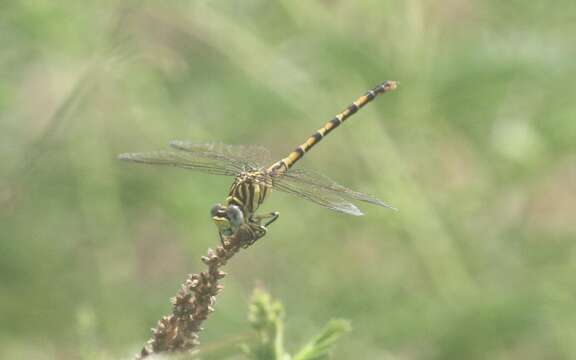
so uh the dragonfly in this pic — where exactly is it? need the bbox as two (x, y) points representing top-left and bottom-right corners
(119, 80), (398, 246)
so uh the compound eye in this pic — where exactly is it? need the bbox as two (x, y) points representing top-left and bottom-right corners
(226, 205), (244, 227)
(211, 203), (223, 217)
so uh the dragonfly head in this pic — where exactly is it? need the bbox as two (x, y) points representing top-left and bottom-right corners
(211, 203), (245, 236)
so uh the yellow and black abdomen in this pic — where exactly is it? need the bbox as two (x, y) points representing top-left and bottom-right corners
(267, 80), (398, 173)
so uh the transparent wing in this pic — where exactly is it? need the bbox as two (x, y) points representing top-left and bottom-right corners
(169, 140), (271, 170)
(118, 141), (271, 176)
(272, 168), (395, 216)
(118, 142), (264, 176)
(118, 150), (242, 176)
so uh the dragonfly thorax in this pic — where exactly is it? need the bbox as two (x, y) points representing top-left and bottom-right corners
(211, 171), (274, 244)
(226, 171), (272, 219)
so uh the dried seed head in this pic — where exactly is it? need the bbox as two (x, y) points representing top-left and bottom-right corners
(135, 227), (259, 359)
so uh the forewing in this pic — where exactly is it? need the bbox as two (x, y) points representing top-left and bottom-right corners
(169, 140), (270, 170)
(272, 168), (395, 216)
(118, 150), (241, 176)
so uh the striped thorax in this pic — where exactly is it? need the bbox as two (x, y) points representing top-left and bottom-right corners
(226, 171), (272, 216)
(211, 170), (274, 245)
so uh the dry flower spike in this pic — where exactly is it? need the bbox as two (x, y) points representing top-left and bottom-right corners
(136, 233), (250, 359)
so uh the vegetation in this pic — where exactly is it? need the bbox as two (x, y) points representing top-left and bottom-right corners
(243, 289), (350, 360)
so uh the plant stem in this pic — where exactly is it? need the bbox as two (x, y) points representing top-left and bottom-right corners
(136, 233), (250, 359)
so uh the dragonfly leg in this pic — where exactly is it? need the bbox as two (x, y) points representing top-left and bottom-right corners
(251, 211), (280, 227)
(236, 222), (267, 248)
(218, 231), (226, 247)
(231, 212), (277, 248)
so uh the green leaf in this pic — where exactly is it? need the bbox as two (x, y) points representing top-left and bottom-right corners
(244, 288), (288, 360)
(292, 320), (351, 360)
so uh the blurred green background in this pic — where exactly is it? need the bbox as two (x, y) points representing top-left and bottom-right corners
(2, 1), (576, 359)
